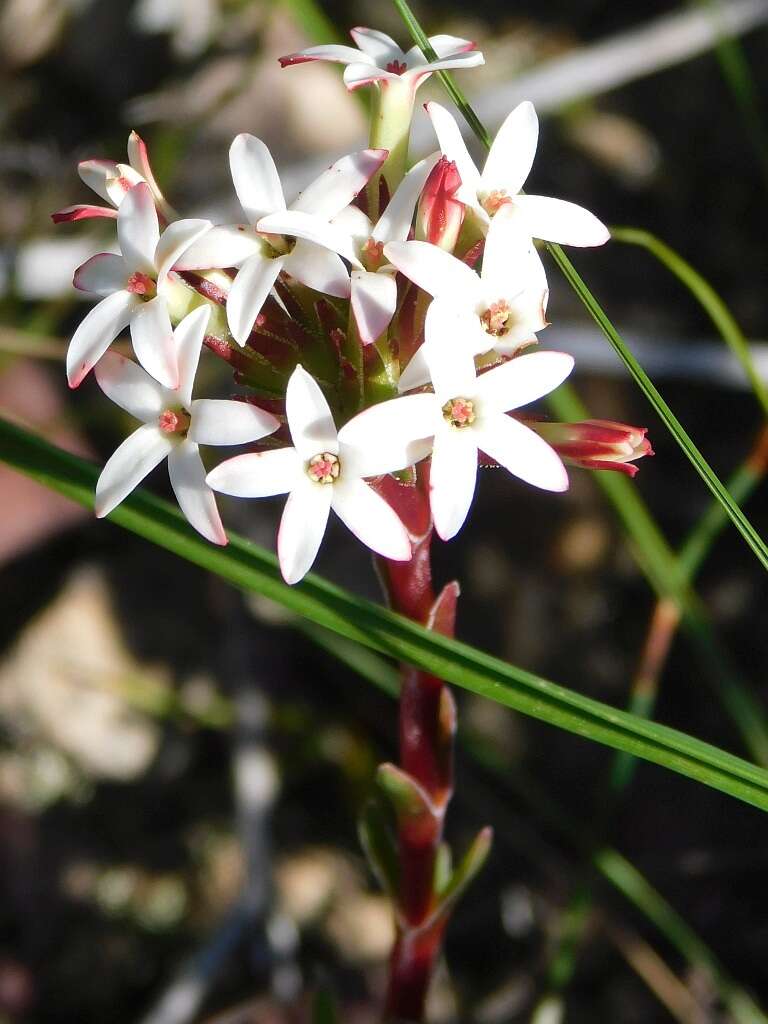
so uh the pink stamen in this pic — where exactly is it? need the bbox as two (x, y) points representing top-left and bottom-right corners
(158, 408), (190, 435)
(480, 301), (512, 337)
(127, 272), (156, 296)
(483, 190), (511, 215)
(386, 59), (408, 75)
(442, 398), (476, 429)
(361, 237), (385, 272)
(307, 452), (340, 484)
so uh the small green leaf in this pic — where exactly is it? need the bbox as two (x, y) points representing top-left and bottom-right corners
(376, 763), (434, 823)
(359, 798), (399, 897)
(431, 826), (493, 923)
(433, 842), (452, 895)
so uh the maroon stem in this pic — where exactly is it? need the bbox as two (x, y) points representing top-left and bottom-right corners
(375, 469), (458, 1022)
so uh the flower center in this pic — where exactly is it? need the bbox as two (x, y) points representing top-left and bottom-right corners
(307, 451), (340, 484)
(386, 59), (408, 75)
(481, 300), (513, 337)
(442, 397), (476, 429)
(127, 272), (157, 298)
(361, 237), (385, 272)
(482, 189), (511, 215)
(261, 234), (296, 259)
(158, 408), (190, 436)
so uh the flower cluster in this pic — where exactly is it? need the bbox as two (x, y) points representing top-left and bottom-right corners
(55, 25), (651, 584)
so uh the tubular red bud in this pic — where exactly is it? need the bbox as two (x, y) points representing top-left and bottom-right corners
(526, 418), (653, 477)
(416, 156), (465, 252)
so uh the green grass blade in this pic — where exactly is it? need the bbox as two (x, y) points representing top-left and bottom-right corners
(611, 227), (768, 417)
(547, 243), (768, 571)
(694, 0), (768, 188)
(550, 385), (768, 766)
(596, 848), (766, 1022)
(391, 0), (768, 574)
(5, 417), (768, 812)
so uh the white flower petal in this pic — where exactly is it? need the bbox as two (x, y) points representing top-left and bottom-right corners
(206, 447), (301, 497)
(372, 152), (440, 243)
(331, 477), (411, 561)
(349, 27), (403, 65)
(423, 301), (479, 403)
(278, 477), (333, 584)
(168, 441), (227, 545)
(429, 427), (478, 541)
(227, 252), (284, 346)
(189, 399), (279, 446)
(229, 134), (286, 226)
(127, 130), (175, 219)
(174, 306), (210, 408)
(338, 393), (437, 476)
(351, 270), (397, 345)
(95, 423), (175, 518)
(513, 195), (610, 247)
(67, 290), (139, 389)
(343, 63), (399, 89)
(426, 101), (483, 206)
(383, 239), (479, 299)
(481, 100), (539, 198)
(284, 239), (350, 298)
(130, 295), (179, 390)
(106, 164), (145, 207)
(285, 365), (338, 459)
(398, 344), (430, 393)
(425, 34), (478, 58)
(475, 413), (569, 492)
(154, 218), (212, 285)
(291, 150), (387, 220)
(174, 224), (263, 271)
(474, 350), (574, 413)
(117, 183), (160, 275)
(258, 211), (362, 268)
(415, 51), (485, 76)
(51, 204), (118, 224)
(480, 203), (540, 293)
(332, 204), (373, 244)
(94, 351), (168, 422)
(282, 44), (372, 67)
(73, 253), (130, 296)
(78, 159), (120, 204)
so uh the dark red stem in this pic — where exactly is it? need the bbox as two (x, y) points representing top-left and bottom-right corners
(375, 469), (459, 1022)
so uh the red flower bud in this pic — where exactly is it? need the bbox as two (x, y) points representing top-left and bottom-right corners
(526, 418), (653, 477)
(417, 156), (465, 252)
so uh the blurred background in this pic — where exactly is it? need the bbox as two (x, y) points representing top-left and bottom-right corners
(2, 1), (768, 1021)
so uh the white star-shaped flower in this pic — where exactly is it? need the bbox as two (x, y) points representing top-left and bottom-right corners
(94, 306), (280, 544)
(279, 26), (483, 93)
(330, 152), (438, 344)
(206, 365), (430, 583)
(53, 130), (176, 224)
(385, 204), (549, 390)
(69, 182), (211, 389)
(348, 303), (574, 540)
(427, 100), (610, 243)
(176, 136), (388, 346)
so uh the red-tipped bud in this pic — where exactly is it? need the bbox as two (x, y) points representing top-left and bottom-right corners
(527, 418), (653, 477)
(416, 156), (465, 252)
